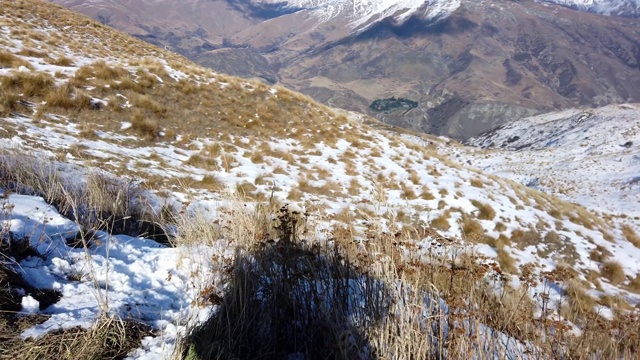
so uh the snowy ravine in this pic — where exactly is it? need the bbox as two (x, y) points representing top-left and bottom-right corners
(1, 193), (227, 359)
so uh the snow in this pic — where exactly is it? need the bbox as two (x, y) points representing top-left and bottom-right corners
(252, 0), (460, 30)
(465, 104), (640, 218)
(536, 0), (640, 16)
(2, 4), (640, 358)
(2, 193), (218, 357)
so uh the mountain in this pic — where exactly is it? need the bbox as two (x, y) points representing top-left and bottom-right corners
(49, 0), (640, 140)
(539, 0), (640, 17)
(465, 103), (640, 217)
(2, 1), (640, 358)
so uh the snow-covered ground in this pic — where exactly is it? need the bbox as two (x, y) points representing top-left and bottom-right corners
(1, 1), (640, 358)
(465, 104), (640, 217)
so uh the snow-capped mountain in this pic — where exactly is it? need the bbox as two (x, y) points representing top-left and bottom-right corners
(252, 0), (461, 29)
(538, 0), (640, 17)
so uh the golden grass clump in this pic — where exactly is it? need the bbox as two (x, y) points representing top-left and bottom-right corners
(600, 261), (626, 285)
(469, 178), (485, 188)
(44, 83), (92, 110)
(564, 280), (597, 318)
(17, 47), (48, 58)
(470, 199), (496, 220)
(0, 50), (32, 68)
(430, 211), (451, 231)
(0, 316), (152, 359)
(130, 109), (159, 139)
(0, 71), (54, 97)
(50, 55), (74, 67)
(497, 249), (517, 273)
(0, 92), (20, 116)
(622, 225), (640, 248)
(462, 213), (484, 239)
(129, 93), (167, 117)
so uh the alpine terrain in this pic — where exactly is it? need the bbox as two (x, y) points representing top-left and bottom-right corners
(50, 0), (640, 139)
(0, 0), (639, 359)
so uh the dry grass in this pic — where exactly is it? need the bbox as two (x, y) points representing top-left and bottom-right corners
(469, 178), (485, 188)
(601, 261), (626, 285)
(130, 109), (160, 139)
(0, 315), (153, 360)
(461, 213), (484, 238)
(0, 92), (20, 117)
(44, 83), (92, 111)
(0, 71), (54, 97)
(49, 55), (74, 67)
(622, 225), (640, 248)
(470, 199), (496, 220)
(430, 211), (451, 231)
(17, 47), (48, 58)
(0, 50), (32, 69)
(497, 249), (517, 273)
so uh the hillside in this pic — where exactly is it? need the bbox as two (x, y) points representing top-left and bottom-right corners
(1, 1), (640, 359)
(466, 104), (640, 217)
(50, 0), (640, 140)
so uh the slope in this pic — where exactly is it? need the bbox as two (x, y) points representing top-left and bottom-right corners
(1, 1), (640, 358)
(49, 0), (640, 140)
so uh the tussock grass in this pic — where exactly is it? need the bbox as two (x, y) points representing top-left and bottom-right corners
(49, 55), (74, 67)
(601, 261), (626, 285)
(622, 225), (640, 248)
(0, 50), (32, 69)
(130, 109), (160, 139)
(430, 210), (451, 231)
(469, 178), (485, 188)
(470, 199), (496, 220)
(461, 213), (484, 238)
(0, 71), (54, 97)
(1, 315), (153, 360)
(0, 92), (20, 117)
(44, 83), (92, 110)
(17, 47), (48, 58)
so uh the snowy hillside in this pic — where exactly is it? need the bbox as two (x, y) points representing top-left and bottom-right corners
(1, 1), (640, 359)
(465, 104), (640, 217)
(254, 0), (460, 28)
(252, 0), (639, 28)
(538, 0), (640, 16)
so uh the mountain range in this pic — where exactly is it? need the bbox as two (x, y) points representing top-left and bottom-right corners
(50, 0), (640, 139)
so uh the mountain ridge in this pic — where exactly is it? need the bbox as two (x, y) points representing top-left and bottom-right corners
(50, 0), (640, 140)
